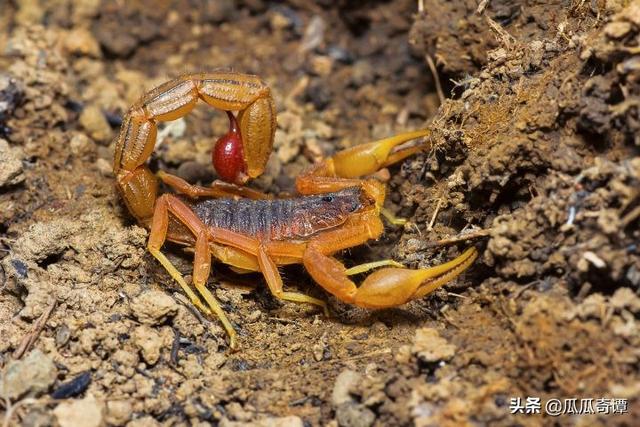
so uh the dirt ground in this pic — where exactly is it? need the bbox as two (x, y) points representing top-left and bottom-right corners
(1, 0), (639, 426)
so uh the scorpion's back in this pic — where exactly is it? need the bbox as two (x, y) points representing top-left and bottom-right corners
(190, 187), (364, 241)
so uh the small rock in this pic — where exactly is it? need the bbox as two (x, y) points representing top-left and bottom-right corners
(300, 15), (325, 53)
(80, 105), (112, 144)
(105, 400), (133, 425)
(0, 349), (57, 399)
(70, 133), (95, 156)
(95, 158), (113, 177)
(220, 416), (304, 427)
(270, 11), (293, 31)
(0, 73), (25, 122)
(332, 369), (362, 406)
(72, 0), (101, 22)
(56, 324), (71, 347)
(610, 287), (640, 312)
(64, 28), (102, 58)
(604, 21), (632, 39)
(582, 251), (606, 269)
(0, 139), (24, 187)
(130, 290), (178, 325)
(126, 415), (160, 427)
(53, 394), (104, 427)
(275, 130), (300, 163)
(51, 371), (92, 399)
(310, 55), (333, 76)
(20, 408), (54, 427)
(132, 325), (164, 365)
(204, 0), (235, 22)
(15, 0), (44, 25)
(411, 327), (456, 362)
(312, 332), (329, 362)
(350, 60), (374, 87)
(162, 138), (198, 164)
(336, 403), (376, 427)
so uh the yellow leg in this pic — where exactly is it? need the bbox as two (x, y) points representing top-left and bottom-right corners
(148, 247), (211, 316)
(148, 194), (238, 349)
(257, 245), (330, 317)
(380, 207), (407, 226)
(345, 259), (405, 275)
(192, 281), (237, 350)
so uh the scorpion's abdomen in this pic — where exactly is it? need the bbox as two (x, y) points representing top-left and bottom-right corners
(190, 187), (363, 241)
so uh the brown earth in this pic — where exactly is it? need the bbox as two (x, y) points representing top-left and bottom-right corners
(1, 1), (639, 426)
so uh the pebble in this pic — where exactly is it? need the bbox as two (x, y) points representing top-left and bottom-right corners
(51, 371), (92, 399)
(95, 158), (113, 177)
(64, 28), (102, 58)
(0, 349), (57, 399)
(336, 403), (376, 427)
(604, 21), (632, 39)
(70, 133), (95, 156)
(411, 327), (456, 362)
(105, 400), (133, 425)
(220, 416), (304, 427)
(332, 369), (362, 406)
(310, 55), (334, 76)
(80, 105), (112, 144)
(0, 73), (25, 122)
(0, 138), (24, 187)
(15, 0), (44, 25)
(350, 60), (374, 87)
(132, 325), (164, 365)
(130, 290), (179, 325)
(204, 0), (235, 23)
(53, 394), (104, 427)
(126, 415), (161, 427)
(56, 324), (71, 347)
(270, 11), (293, 31)
(300, 15), (326, 53)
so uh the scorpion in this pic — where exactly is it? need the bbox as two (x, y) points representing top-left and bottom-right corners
(113, 72), (478, 349)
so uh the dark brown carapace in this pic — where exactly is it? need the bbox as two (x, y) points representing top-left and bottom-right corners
(190, 187), (364, 241)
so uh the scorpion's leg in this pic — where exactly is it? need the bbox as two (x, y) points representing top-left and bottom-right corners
(257, 244), (330, 316)
(302, 211), (477, 309)
(157, 171), (270, 200)
(203, 229), (328, 315)
(344, 259), (405, 275)
(148, 194), (238, 349)
(379, 208), (408, 226)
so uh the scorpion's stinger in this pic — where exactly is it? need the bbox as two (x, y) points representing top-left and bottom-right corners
(114, 72), (276, 224)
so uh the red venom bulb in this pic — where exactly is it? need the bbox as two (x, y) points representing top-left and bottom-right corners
(212, 111), (248, 184)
